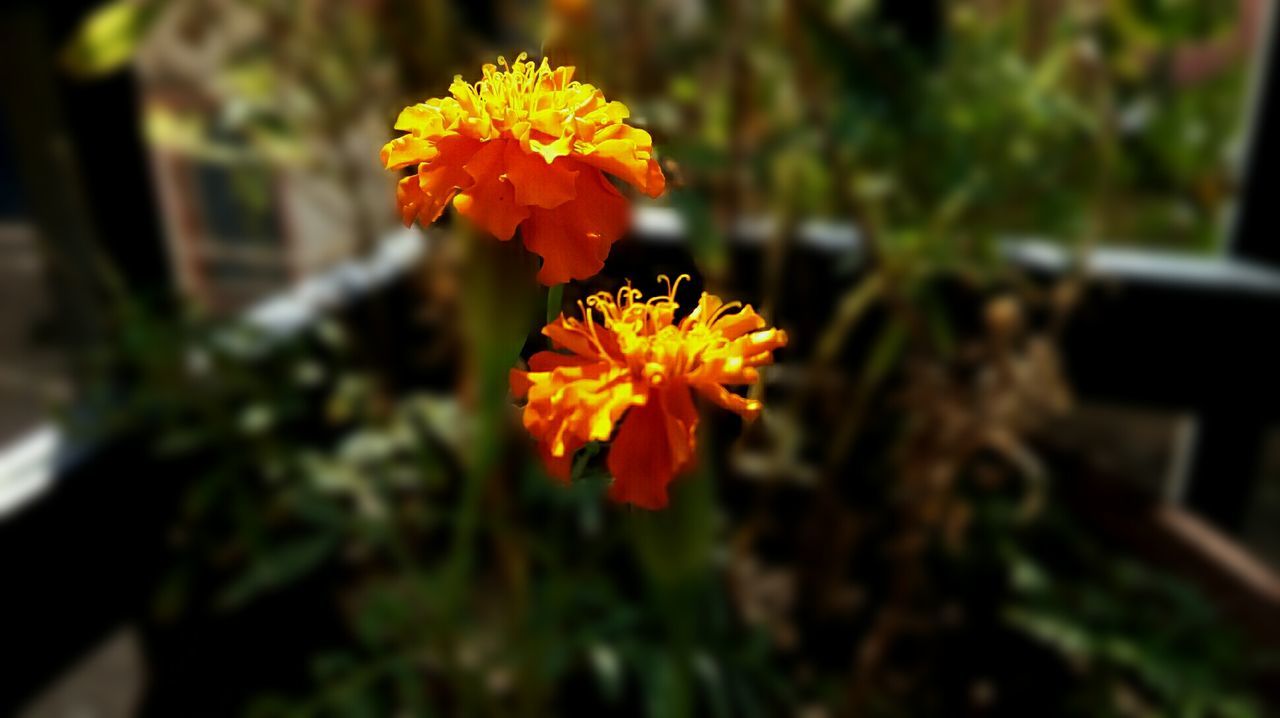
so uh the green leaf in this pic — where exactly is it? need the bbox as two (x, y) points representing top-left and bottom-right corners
(646, 654), (692, 718)
(62, 0), (160, 77)
(217, 533), (337, 610)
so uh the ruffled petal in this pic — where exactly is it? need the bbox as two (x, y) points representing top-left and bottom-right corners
(407, 134), (482, 225)
(517, 361), (644, 485)
(381, 135), (438, 170)
(542, 320), (606, 359)
(662, 384), (699, 474)
(693, 382), (762, 421)
(605, 386), (698, 510)
(504, 142), (579, 209)
(530, 109), (567, 138)
(605, 399), (671, 509)
(537, 439), (577, 484)
(511, 351), (598, 397)
(579, 125), (665, 198)
(394, 104), (449, 138)
(395, 175), (428, 227)
(510, 367), (533, 398)
(521, 168), (630, 285)
(734, 328), (789, 361)
(542, 318), (624, 362)
(530, 132), (575, 163)
(528, 350), (598, 373)
(530, 366), (639, 445)
(453, 139), (529, 240)
(709, 305), (767, 340)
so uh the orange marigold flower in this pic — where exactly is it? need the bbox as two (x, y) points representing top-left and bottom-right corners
(510, 276), (788, 509)
(381, 53), (665, 285)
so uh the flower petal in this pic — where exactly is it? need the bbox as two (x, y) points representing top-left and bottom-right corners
(394, 104), (449, 138)
(511, 350), (598, 397)
(533, 350), (596, 372)
(579, 125), (666, 198)
(606, 387), (698, 510)
(693, 382), (762, 420)
(381, 135), (438, 170)
(453, 139), (530, 240)
(505, 142), (579, 209)
(538, 439), (577, 484)
(395, 175), (427, 227)
(531, 132), (574, 163)
(542, 319), (621, 361)
(404, 134), (482, 225)
(521, 168), (629, 285)
(519, 362), (642, 479)
(510, 368), (533, 398)
(710, 305), (767, 340)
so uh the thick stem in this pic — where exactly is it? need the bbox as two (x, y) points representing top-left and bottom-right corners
(441, 230), (539, 612)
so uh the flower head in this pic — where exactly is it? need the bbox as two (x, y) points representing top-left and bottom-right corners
(382, 54), (665, 285)
(510, 276), (788, 509)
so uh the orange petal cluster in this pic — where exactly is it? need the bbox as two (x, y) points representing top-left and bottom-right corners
(510, 276), (788, 509)
(381, 54), (665, 285)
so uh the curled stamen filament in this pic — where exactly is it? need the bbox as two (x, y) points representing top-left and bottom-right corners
(655, 273), (691, 303)
(709, 300), (743, 325)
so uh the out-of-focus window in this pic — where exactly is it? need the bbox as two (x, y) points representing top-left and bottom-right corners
(150, 139), (290, 311)
(133, 2), (398, 314)
(1088, 0), (1266, 250)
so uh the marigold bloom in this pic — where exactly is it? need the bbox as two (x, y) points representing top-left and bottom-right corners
(510, 276), (788, 509)
(381, 54), (665, 285)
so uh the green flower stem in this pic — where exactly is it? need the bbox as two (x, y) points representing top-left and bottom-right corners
(546, 283), (564, 323)
(443, 229), (539, 614)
